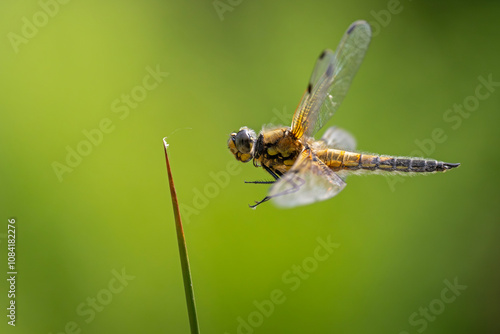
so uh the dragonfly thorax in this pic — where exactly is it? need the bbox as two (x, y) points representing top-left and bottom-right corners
(253, 127), (304, 175)
(227, 126), (257, 163)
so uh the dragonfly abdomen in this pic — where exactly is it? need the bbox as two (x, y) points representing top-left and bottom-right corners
(317, 149), (460, 173)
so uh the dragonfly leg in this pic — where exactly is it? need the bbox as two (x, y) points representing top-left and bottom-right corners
(249, 196), (271, 209)
(246, 164), (281, 208)
(244, 180), (275, 184)
(262, 164), (281, 180)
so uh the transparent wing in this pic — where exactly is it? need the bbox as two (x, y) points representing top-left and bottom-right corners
(291, 20), (371, 139)
(319, 126), (357, 151)
(269, 149), (346, 208)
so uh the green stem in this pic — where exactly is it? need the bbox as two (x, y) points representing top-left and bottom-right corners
(163, 138), (200, 334)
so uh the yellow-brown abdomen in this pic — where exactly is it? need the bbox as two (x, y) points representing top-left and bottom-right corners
(315, 149), (460, 173)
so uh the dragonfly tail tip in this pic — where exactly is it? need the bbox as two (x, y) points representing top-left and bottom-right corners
(443, 162), (460, 170)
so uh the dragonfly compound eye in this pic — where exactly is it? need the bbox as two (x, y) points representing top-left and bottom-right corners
(235, 127), (256, 154)
(227, 127), (256, 163)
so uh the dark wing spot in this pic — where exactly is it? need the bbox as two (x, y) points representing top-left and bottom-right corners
(326, 64), (334, 77)
(319, 50), (326, 60)
(307, 83), (312, 94)
(347, 22), (357, 34)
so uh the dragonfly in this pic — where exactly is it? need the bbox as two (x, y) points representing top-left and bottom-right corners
(227, 20), (460, 209)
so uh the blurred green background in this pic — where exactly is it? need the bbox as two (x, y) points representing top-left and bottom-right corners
(1, 0), (499, 333)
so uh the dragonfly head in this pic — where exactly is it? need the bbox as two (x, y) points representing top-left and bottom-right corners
(228, 127), (256, 163)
